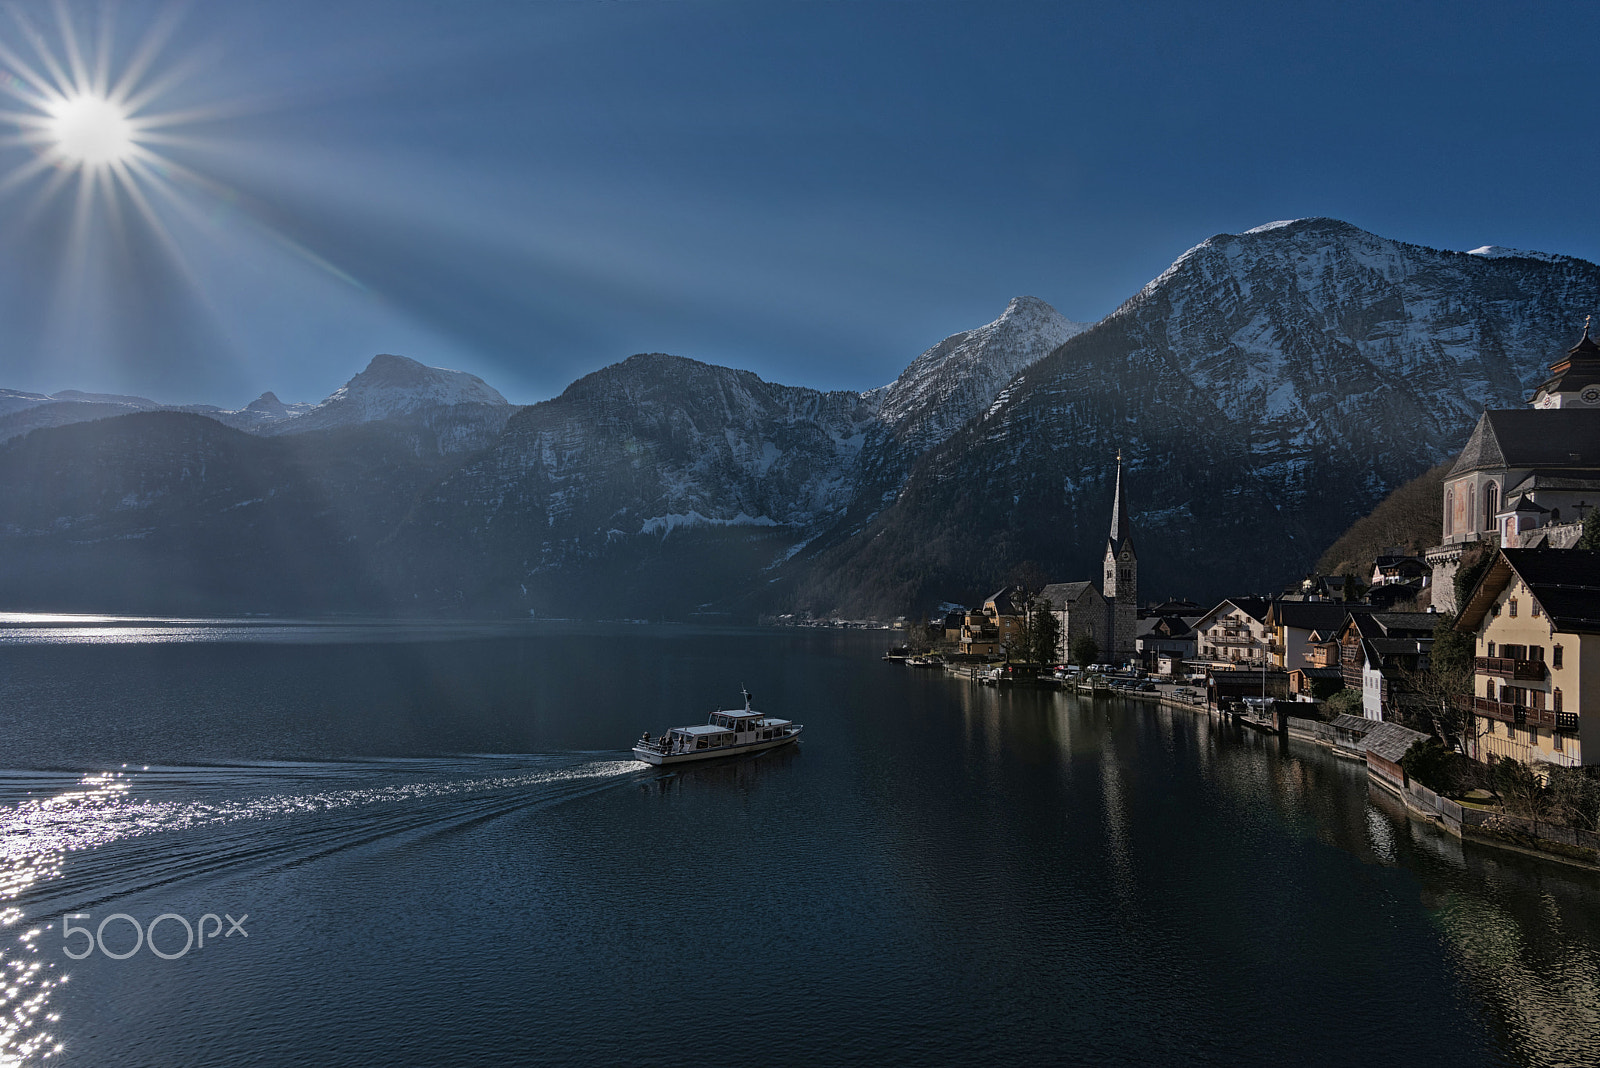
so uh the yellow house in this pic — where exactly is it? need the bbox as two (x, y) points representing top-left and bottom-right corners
(1454, 548), (1600, 769)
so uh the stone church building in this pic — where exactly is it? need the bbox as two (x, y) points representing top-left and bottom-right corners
(1430, 324), (1600, 612)
(1042, 454), (1138, 664)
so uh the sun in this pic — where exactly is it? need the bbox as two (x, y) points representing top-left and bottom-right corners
(47, 93), (137, 168)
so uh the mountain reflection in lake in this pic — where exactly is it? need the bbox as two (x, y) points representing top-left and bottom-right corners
(0, 621), (1596, 1066)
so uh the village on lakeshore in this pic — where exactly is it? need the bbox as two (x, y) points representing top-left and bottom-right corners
(858, 320), (1600, 869)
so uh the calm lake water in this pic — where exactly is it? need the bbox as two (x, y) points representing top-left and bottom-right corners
(0, 618), (1597, 1067)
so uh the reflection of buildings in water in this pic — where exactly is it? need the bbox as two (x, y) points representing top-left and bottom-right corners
(1099, 740), (1136, 911)
(1433, 888), (1600, 1066)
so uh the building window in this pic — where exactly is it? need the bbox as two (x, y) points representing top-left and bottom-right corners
(1509, 598), (1518, 618)
(1445, 486), (1454, 535)
(1532, 601), (1542, 618)
(1485, 482), (1499, 528)
(1531, 645), (1544, 662)
(1554, 688), (1563, 713)
(1554, 645), (1563, 669)
(1488, 641), (1496, 657)
(1487, 718), (1496, 736)
(1555, 729), (1564, 752)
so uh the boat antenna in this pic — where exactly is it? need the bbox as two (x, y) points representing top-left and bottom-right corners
(742, 686), (752, 710)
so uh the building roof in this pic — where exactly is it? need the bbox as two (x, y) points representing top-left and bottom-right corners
(1329, 714), (1376, 735)
(1505, 471), (1600, 495)
(1291, 667), (1344, 680)
(1456, 548), (1600, 635)
(1195, 597), (1272, 629)
(1449, 409), (1600, 476)
(985, 586), (1023, 615)
(1366, 612), (1439, 637)
(1040, 581), (1099, 609)
(1362, 721), (1430, 763)
(1267, 601), (1359, 633)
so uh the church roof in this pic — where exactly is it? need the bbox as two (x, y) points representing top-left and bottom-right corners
(1040, 581), (1100, 608)
(1505, 471), (1600, 496)
(1449, 409), (1600, 476)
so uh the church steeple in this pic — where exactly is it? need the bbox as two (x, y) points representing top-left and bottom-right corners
(1532, 315), (1600, 408)
(1107, 449), (1134, 557)
(1103, 450), (1137, 661)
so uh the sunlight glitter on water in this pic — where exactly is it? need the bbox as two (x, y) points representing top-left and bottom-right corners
(0, 757), (643, 1064)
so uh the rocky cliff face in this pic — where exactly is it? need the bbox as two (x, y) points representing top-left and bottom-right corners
(794, 218), (1600, 614)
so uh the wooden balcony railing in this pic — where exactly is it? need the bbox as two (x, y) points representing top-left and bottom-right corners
(1454, 695), (1570, 730)
(1474, 656), (1546, 681)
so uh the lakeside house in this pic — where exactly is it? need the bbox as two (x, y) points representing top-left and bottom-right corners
(1454, 548), (1600, 770)
(1192, 597), (1273, 667)
(1335, 611), (1436, 721)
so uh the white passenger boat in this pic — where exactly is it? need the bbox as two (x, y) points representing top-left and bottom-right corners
(632, 689), (803, 766)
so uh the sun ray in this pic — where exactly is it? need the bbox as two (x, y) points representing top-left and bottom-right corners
(52, 0), (92, 97)
(108, 2), (186, 104)
(91, 0), (116, 99)
(12, 7), (74, 99)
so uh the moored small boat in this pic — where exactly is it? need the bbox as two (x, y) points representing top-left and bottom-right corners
(632, 689), (803, 766)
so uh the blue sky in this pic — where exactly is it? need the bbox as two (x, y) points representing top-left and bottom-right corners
(2, 0), (1597, 406)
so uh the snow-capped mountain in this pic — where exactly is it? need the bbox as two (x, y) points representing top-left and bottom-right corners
(4, 217), (1597, 618)
(796, 218), (1600, 614)
(382, 298), (1083, 613)
(872, 296), (1088, 455)
(260, 354), (509, 435)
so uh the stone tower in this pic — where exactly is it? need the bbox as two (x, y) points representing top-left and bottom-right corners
(1103, 452), (1137, 661)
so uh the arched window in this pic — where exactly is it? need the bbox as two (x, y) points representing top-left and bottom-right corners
(1445, 486), (1454, 535)
(1484, 482), (1499, 528)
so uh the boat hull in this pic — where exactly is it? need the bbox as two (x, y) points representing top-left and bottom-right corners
(633, 727), (803, 766)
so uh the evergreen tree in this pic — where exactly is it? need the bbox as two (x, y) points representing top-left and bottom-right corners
(1578, 508), (1600, 550)
(1071, 634), (1099, 671)
(1030, 598), (1061, 665)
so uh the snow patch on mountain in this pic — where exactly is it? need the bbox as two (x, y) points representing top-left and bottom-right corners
(1243, 219), (1309, 234)
(1466, 245), (1575, 264)
(640, 511), (781, 535)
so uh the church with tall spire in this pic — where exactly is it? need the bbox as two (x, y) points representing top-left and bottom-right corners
(1042, 451), (1138, 664)
(1103, 451), (1138, 659)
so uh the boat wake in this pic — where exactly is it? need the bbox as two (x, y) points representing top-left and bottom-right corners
(0, 754), (647, 1062)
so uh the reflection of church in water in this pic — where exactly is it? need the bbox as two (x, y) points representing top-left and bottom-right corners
(1041, 452), (1137, 661)
(1431, 320), (1600, 612)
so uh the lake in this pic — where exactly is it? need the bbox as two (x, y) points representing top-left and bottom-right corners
(0, 618), (1597, 1066)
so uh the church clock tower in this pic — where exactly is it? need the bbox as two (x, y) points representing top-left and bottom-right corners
(1103, 451), (1137, 661)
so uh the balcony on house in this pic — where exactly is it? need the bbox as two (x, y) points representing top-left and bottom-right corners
(1474, 656), (1547, 681)
(1455, 694), (1571, 730)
